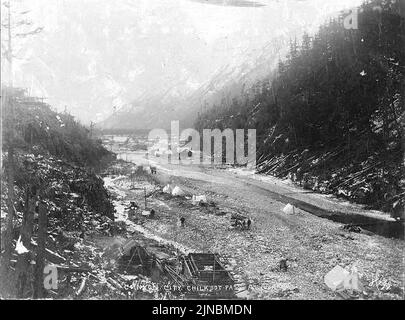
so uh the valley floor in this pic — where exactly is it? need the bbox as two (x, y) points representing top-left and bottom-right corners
(103, 151), (404, 300)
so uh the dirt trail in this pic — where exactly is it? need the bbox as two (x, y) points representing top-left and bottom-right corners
(105, 153), (404, 299)
(149, 160), (403, 237)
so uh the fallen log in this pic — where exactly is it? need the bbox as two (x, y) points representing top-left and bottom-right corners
(76, 277), (87, 296)
(31, 239), (67, 264)
(56, 266), (91, 273)
(107, 277), (124, 291)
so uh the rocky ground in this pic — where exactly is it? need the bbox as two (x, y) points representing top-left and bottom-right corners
(1, 150), (403, 300)
(101, 152), (404, 300)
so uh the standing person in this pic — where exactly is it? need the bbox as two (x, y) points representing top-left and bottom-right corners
(247, 218), (251, 230)
(180, 216), (185, 227)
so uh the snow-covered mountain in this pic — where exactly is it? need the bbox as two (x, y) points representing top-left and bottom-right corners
(2, 0), (363, 127)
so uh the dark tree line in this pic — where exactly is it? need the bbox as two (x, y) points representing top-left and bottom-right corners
(195, 0), (404, 216)
(1, 87), (113, 169)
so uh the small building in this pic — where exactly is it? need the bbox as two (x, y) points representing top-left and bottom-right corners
(182, 253), (234, 285)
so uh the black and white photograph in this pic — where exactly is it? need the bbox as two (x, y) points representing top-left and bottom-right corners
(0, 0), (404, 304)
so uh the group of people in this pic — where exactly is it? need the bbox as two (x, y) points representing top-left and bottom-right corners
(234, 218), (252, 230)
(126, 201), (252, 232)
(126, 201), (139, 218)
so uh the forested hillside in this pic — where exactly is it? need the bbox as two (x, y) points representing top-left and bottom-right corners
(2, 87), (112, 168)
(1, 87), (116, 297)
(195, 0), (404, 217)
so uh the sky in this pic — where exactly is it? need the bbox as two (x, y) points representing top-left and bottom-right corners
(1, 0), (364, 124)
